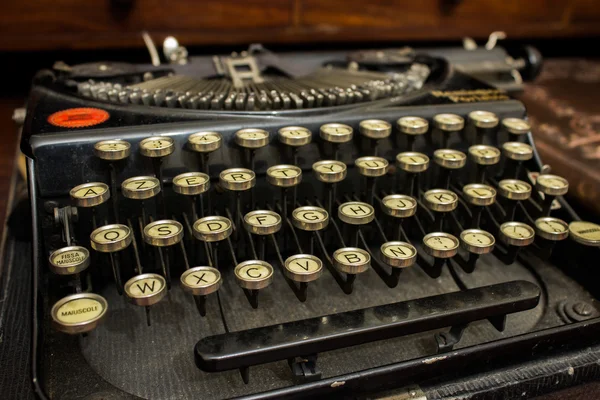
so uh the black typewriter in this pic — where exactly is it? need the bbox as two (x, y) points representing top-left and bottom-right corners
(19, 40), (600, 399)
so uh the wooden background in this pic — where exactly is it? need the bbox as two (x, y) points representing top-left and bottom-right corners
(2, 0), (600, 51)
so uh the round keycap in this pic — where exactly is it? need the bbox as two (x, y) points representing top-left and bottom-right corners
(94, 139), (131, 161)
(193, 216), (233, 242)
(121, 176), (161, 200)
(535, 174), (569, 196)
(359, 119), (392, 139)
(535, 217), (569, 241)
(355, 156), (388, 177)
(143, 219), (184, 246)
(139, 136), (175, 157)
(312, 160), (347, 183)
(468, 110), (499, 128)
(173, 172), (210, 195)
(188, 131), (222, 153)
(434, 113), (464, 131)
(423, 189), (458, 212)
(462, 183), (496, 206)
(498, 179), (532, 201)
(397, 116), (429, 135)
(434, 149), (467, 169)
(396, 152), (429, 173)
(234, 260), (274, 290)
(381, 194), (417, 218)
(124, 273), (167, 306)
(235, 128), (270, 149)
(284, 254), (323, 282)
(49, 246), (90, 275)
(502, 142), (533, 161)
(180, 266), (222, 296)
(569, 221), (600, 246)
(499, 222), (535, 246)
(338, 201), (375, 225)
(423, 232), (459, 258)
(319, 123), (353, 143)
(380, 241), (417, 268)
(333, 247), (371, 274)
(244, 210), (282, 235)
(468, 145), (501, 165)
(90, 224), (132, 252)
(292, 206), (329, 231)
(51, 293), (108, 334)
(502, 118), (531, 135)
(278, 126), (312, 147)
(266, 165), (302, 187)
(219, 168), (256, 191)
(460, 229), (495, 254)
(70, 182), (110, 207)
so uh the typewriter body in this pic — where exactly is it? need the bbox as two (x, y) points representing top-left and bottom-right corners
(20, 42), (600, 399)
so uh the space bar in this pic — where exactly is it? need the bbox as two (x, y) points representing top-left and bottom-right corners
(194, 280), (540, 372)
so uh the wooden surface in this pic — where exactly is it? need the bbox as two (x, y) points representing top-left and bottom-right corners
(2, 0), (600, 51)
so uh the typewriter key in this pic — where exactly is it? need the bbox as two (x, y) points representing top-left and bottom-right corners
(423, 232), (460, 258)
(90, 224), (132, 252)
(535, 217), (569, 241)
(244, 210), (282, 235)
(397, 116), (429, 135)
(173, 172), (210, 196)
(49, 246), (90, 275)
(278, 126), (312, 147)
(460, 229), (495, 254)
(535, 174), (569, 196)
(434, 149), (467, 169)
(139, 136), (175, 158)
(355, 156), (388, 177)
(292, 206), (329, 231)
(143, 219), (184, 247)
(424, 189), (458, 212)
(498, 179), (532, 201)
(333, 247), (371, 274)
(219, 168), (256, 191)
(468, 110), (499, 129)
(499, 222), (535, 247)
(502, 141), (533, 161)
(121, 176), (161, 200)
(51, 292), (108, 334)
(193, 216), (233, 242)
(235, 128), (270, 149)
(181, 266), (222, 296)
(319, 123), (353, 143)
(502, 118), (531, 136)
(434, 113), (464, 131)
(338, 201), (375, 225)
(284, 254), (323, 282)
(381, 194), (417, 218)
(569, 221), (600, 246)
(234, 260), (274, 290)
(188, 131), (222, 153)
(396, 152), (429, 173)
(463, 184), (496, 206)
(266, 165), (302, 187)
(94, 139), (131, 161)
(312, 160), (347, 183)
(124, 273), (167, 306)
(469, 145), (501, 165)
(70, 182), (110, 207)
(359, 119), (392, 139)
(380, 241), (417, 268)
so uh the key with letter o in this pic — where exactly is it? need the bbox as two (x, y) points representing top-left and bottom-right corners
(121, 176), (161, 200)
(380, 241), (417, 268)
(70, 182), (110, 207)
(49, 246), (90, 275)
(188, 131), (222, 153)
(143, 219), (184, 247)
(219, 168), (256, 191)
(51, 292), (108, 334)
(193, 216), (233, 242)
(124, 273), (167, 306)
(90, 224), (132, 252)
(181, 266), (222, 296)
(284, 254), (323, 282)
(434, 149), (467, 169)
(292, 206), (329, 231)
(234, 260), (274, 290)
(139, 136), (175, 158)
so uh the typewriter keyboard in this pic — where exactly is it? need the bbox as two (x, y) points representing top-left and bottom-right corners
(42, 109), (600, 399)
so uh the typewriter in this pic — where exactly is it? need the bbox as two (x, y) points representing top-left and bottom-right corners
(19, 38), (600, 399)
